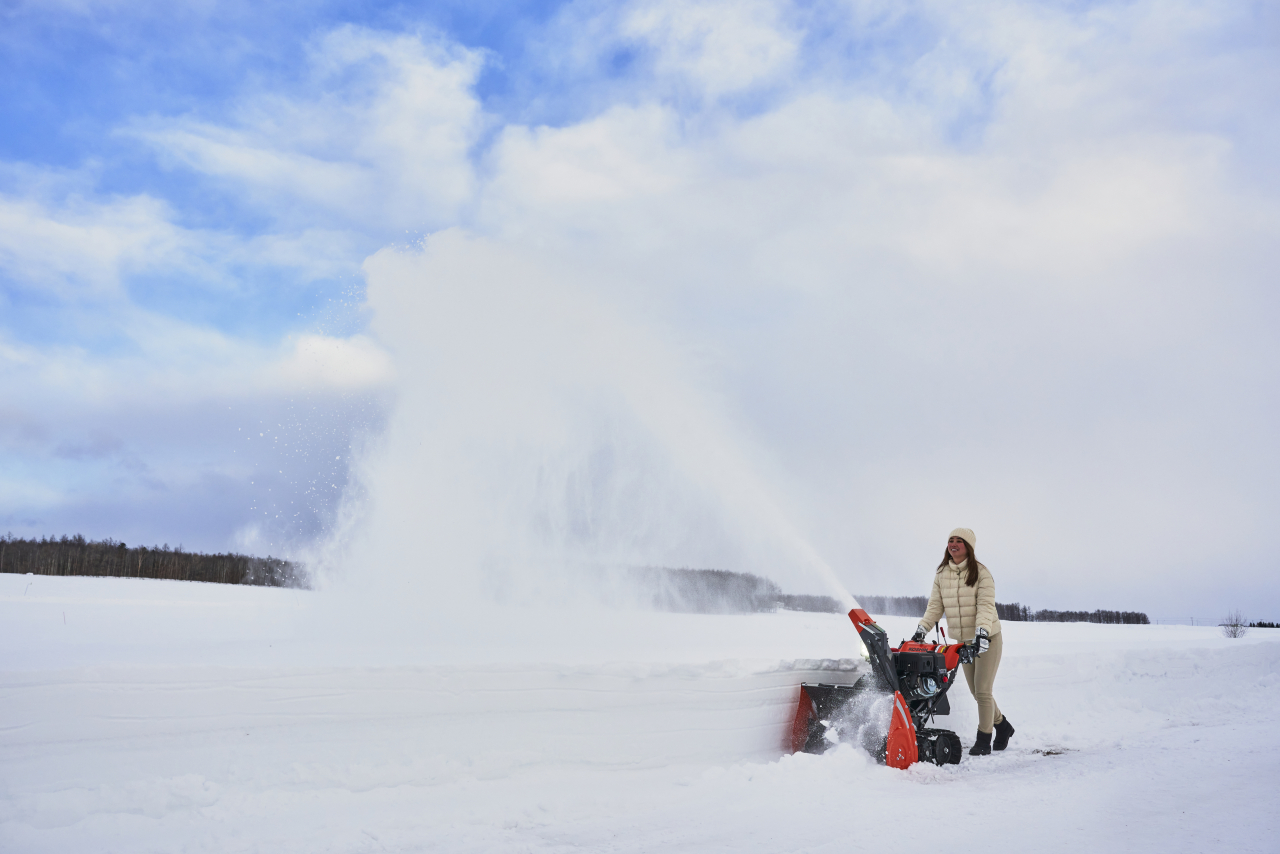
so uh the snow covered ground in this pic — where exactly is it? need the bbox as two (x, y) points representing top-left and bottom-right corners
(2, 574), (1277, 853)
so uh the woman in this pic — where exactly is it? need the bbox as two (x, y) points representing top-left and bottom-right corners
(913, 528), (1014, 755)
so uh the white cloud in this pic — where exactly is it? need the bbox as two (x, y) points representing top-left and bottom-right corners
(0, 317), (393, 550)
(0, 191), (187, 300)
(622, 0), (800, 97)
(127, 25), (484, 233)
(0, 320), (390, 410)
(482, 105), (687, 214)
(0, 174), (364, 309)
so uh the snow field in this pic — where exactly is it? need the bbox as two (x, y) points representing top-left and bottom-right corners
(2, 574), (1277, 853)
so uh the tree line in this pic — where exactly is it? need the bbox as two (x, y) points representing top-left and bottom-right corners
(0, 535), (305, 588)
(850, 594), (1148, 624)
(1020, 607), (1149, 625)
(622, 571), (1151, 624)
(0, 542), (1159, 623)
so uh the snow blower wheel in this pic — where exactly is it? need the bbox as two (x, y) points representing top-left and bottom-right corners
(918, 728), (962, 765)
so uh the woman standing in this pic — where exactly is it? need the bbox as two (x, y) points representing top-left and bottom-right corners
(912, 528), (1014, 755)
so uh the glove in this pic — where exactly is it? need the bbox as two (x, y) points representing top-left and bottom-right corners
(911, 625), (927, 642)
(957, 643), (977, 665)
(974, 627), (990, 655)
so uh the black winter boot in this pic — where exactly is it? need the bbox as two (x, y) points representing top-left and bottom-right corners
(993, 716), (1015, 751)
(969, 730), (992, 756)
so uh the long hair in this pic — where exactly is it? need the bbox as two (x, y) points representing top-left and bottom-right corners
(937, 541), (980, 587)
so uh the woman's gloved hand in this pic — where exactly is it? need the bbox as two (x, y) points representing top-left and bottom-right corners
(911, 625), (927, 642)
(974, 627), (990, 655)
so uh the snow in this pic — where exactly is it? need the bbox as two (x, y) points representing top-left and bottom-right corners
(2, 574), (1278, 852)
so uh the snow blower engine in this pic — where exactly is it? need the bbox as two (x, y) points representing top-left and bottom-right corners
(790, 609), (978, 768)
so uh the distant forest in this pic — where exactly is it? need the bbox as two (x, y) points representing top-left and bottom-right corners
(631, 568), (1150, 624)
(2, 537), (1151, 623)
(0, 535), (305, 588)
(853, 595), (1149, 625)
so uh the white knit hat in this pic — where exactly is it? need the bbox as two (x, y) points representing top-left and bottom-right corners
(949, 527), (976, 549)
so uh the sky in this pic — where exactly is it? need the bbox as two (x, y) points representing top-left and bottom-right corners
(2, 0), (1278, 621)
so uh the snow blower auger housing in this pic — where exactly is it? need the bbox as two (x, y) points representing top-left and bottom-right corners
(790, 608), (977, 768)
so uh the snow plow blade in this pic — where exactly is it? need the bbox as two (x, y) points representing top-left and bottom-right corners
(791, 680), (919, 767)
(791, 681), (872, 754)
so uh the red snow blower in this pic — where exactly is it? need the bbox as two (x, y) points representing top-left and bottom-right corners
(790, 609), (978, 768)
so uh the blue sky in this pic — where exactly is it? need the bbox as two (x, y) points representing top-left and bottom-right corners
(2, 1), (555, 342)
(2, 0), (1278, 618)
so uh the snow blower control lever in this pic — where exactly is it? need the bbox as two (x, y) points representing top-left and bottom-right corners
(790, 608), (977, 768)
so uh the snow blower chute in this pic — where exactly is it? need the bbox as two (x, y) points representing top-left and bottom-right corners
(790, 608), (977, 768)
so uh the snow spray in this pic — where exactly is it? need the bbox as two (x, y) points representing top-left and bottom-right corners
(314, 231), (857, 618)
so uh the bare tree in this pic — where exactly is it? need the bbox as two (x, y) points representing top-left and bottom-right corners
(1221, 609), (1249, 639)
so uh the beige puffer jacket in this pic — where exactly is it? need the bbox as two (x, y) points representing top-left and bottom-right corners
(918, 559), (1001, 641)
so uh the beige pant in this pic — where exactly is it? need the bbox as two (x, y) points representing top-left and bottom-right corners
(961, 630), (1004, 734)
